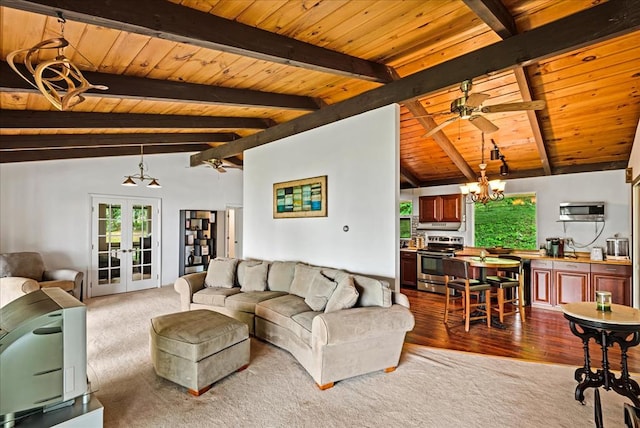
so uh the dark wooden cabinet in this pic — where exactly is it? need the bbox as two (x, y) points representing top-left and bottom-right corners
(591, 264), (632, 306)
(400, 251), (417, 287)
(418, 194), (462, 223)
(179, 210), (217, 276)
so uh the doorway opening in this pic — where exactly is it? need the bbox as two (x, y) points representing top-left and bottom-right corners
(226, 207), (243, 259)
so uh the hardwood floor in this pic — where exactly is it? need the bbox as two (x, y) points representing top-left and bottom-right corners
(403, 287), (640, 373)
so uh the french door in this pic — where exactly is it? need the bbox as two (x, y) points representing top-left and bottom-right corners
(90, 196), (161, 297)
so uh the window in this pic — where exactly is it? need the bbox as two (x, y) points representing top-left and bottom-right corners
(474, 193), (537, 250)
(399, 200), (413, 216)
(400, 218), (412, 239)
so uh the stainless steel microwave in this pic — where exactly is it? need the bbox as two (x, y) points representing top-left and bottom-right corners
(559, 202), (605, 221)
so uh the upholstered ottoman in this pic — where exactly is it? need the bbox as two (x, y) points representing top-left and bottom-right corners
(150, 309), (249, 396)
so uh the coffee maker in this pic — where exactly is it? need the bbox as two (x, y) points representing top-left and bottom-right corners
(546, 238), (565, 258)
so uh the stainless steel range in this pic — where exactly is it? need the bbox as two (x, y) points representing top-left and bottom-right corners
(417, 236), (464, 294)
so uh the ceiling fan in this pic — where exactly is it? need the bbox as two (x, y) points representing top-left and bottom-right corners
(201, 159), (243, 173)
(422, 80), (546, 138)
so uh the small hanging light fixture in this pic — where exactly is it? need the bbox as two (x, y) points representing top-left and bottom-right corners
(122, 146), (161, 188)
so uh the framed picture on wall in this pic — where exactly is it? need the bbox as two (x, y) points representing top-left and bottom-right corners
(273, 175), (327, 218)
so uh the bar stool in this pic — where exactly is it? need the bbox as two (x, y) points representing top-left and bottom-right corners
(443, 258), (491, 332)
(486, 255), (526, 323)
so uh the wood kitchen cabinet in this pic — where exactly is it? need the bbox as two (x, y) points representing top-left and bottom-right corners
(591, 264), (632, 306)
(531, 259), (591, 308)
(531, 259), (553, 308)
(554, 261), (590, 305)
(418, 194), (462, 223)
(400, 251), (417, 288)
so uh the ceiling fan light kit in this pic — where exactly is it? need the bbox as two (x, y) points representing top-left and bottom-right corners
(422, 79), (545, 139)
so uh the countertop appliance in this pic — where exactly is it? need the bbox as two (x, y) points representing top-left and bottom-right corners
(559, 202), (605, 221)
(417, 235), (464, 294)
(546, 237), (565, 258)
(606, 236), (629, 260)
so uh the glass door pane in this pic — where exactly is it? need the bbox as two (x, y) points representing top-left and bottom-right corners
(131, 204), (153, 282)
(97, 203), (123, 287)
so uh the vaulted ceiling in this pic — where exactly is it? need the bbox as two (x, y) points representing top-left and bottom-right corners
(0, 0), (638, 188)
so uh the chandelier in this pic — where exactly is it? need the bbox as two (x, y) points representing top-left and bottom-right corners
(6, 13), (107, 110)
(122, 146), (161, 188)
(460, 133), (506, 204)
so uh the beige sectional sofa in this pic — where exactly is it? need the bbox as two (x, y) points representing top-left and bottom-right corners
(174, 258), (415, 389)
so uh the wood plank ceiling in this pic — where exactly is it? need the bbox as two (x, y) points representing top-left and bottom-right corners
(0, 0), (638, 188)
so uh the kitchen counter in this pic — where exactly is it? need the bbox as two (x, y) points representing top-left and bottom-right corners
(400, 247), (419, 252)
(459, 247), (631, 266)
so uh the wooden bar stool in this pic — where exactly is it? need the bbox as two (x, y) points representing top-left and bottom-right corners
(486, 255), (526, 324)
(443, 258), (491, 332)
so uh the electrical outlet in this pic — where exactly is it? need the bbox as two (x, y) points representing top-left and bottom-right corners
(566, 238), (574, 246)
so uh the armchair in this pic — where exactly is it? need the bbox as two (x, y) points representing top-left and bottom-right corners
(0, 252), (83, 307)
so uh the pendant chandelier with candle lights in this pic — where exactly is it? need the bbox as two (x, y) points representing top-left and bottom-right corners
(460, 133), (507, 204)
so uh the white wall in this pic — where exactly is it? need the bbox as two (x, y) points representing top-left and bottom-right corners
(0, 152), (243, 292)
(243, 104), (399, 281)
(402, 169), (630, 252)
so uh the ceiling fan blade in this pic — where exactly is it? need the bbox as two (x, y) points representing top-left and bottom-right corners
(422, 116), (459, 138)
(466, 93), (490, 108)
(217, 166), (227, 173)
(469, 115), (499, 134)
(481, 100), (546, 113)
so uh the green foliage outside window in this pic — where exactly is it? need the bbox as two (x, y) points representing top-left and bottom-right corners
(474, 194), (537, 250)
(399, 201), (413, 216)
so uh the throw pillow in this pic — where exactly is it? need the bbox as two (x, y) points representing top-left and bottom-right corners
(289, 264), (320, 298)
(325, 274), (359, 313)
(204, 257), (239, 288)
(304, 272), (338, 312)
(267, 261), (297, 292)
(352, 275), (392, 308)
(241, 262), (269, 292)
(237, 259), (263, 287)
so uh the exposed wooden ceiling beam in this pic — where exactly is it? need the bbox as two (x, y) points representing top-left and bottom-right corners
(0, 143), (213, 163)
(464, 0), (552, 176)
(0, 110), (271, 130)
(399, 164), (421, 188)
(462, 0), (517, 39)
(0, 133), (238, 149)
(0, 62), (320, 111)
(0, 0), (394, 83)
(191, 0), (640, 166)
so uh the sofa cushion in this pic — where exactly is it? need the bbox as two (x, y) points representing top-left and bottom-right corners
(236, 259), (263, 287)
(320, 268), (349, 284)
(304, 272), (337, 312)
(225, 291), (287, 313)
(290, 311), (320, 345)
(289, 264), (320, 298)
(255, 295), (315, 344)
(324, 274), (359, 313)
(193, 287), (242, 307)
(353, 275), (392, 308)
(267, 261), (297, 292)
(0, 252), (45, 281)
(240, 262), (269, 292)
(204, 257), (239, 288)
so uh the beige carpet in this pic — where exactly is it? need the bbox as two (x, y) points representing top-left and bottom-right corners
(85, 286), (630, 427)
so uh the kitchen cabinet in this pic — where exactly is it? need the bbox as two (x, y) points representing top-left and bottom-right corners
(554, 261), (590, 305)
(591, 264), (632, 306)
(531, 260), (553, 308)
(400, 251), (417, 288)
(530, 259), (631, 308)
(418, 194), (462, 223)
(531, 260), (591, 308)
